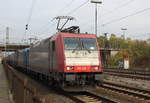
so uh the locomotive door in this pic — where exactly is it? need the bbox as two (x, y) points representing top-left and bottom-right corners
(50, 41), (56, 71)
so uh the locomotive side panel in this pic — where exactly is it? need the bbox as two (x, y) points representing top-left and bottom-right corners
(49, 40), (57, 71)
(8, 53), (15, 65)
(14, 51), (19, 66)
(23, 49), (29, 68)
(12, 53), (16, 65)
(29, 38), (50, 75)
(57, 35), (65, 72)
(50, 34), (65, 72)
(18, 51), (24, 68)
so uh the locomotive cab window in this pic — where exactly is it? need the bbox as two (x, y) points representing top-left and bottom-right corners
(64, 38), (97, 50)
(82, 38), (97, 50)
(64, 38), (79, 50)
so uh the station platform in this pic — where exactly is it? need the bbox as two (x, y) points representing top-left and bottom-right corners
(0, 64), (10, 103)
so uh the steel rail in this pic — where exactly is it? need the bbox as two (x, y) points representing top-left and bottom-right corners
(104, 69), (150, 76)
(104, 72), (150, 80)
(102, 81), (150, 100)
(60, 91), (118, 103)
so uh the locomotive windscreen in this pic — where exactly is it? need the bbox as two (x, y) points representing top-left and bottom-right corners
(64, 38), (97, 51)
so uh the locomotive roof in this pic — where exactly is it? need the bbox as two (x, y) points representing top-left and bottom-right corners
(30, 33), (96, 48)
(51, 32), (97, 40)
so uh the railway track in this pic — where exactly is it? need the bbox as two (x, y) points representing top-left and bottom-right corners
(104, 69), (150, 76)
(104, 72), (150, 80)
(104, 69), (150, 80)
(8, 64), (117, 103)
(61, 91), (118, 103)
(100, 81), (150, 101)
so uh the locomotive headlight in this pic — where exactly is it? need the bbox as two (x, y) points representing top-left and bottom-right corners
(91, 66), (99, 70)
(66, 66), (74, 70)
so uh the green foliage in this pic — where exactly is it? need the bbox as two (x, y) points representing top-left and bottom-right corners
(97, 36), (105, 48)
(98, 34), (150, 68)
(109, 52), (124, 66)
(133, 56), (150, 69)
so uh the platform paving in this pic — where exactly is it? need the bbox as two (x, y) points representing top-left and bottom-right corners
(0, 64), (10, 103)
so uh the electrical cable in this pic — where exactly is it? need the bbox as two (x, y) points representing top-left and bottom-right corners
(56, 0), (76, 16)
(66, 0), (89, 15)
(102, 0), (136, 18)
(36, 0), (89, 35)
(23, 0), (36, 44)
(35, 0), (76, 34)
(26, 0), (36, 26)
(102, 7), (150, 26)
(38, 23), (56, 35)
(36, 0), (75, 33)
(80, 0), (136, 31)
(54, 0), (89, 33)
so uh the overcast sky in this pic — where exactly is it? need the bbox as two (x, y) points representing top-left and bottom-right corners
(0, 0), (150, 43)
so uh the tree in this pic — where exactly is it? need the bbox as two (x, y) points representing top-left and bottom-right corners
(97, 36), (105, 48)
(98, 33), (150, 69)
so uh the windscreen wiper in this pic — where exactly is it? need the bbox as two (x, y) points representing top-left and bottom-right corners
(72, 39), (81, 53)
(81, 40), (91, 53)
(84, 46), (91, 53)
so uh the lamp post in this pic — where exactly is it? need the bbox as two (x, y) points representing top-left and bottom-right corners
(5, 27), (9, 57)
(104, 32), (109, 68)
(91, 0), (102, 36)
(121, 28), (127, 39)
(121, 28), (127, 68)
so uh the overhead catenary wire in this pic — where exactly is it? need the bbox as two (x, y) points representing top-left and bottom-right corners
(23, 0), (36, 44)
(80, 0), (136, 32)
(101, 0), (136, 18)
(58, 0), (89, 31)
(24, 0), (36, 34)
(102, 7), (150, 26)
(53, 0), (89, 30)
(26, 0), (36, 28)
(36, 22), (53, 34)
(66, 0), (89, 15)
(56, 0), (76, 16)
(36, 0), (89, 36)
(38, 22), (56, 35)
(117, 0), (136, 8)
(36, 0), (89, 34)
(35, 0), (76, 34)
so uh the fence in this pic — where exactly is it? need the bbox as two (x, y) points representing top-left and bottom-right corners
(3, 63), (71, 103)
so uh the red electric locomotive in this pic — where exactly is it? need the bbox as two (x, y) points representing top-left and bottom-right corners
(28, 26), (103, 91)
(6, 23), (103, 91)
